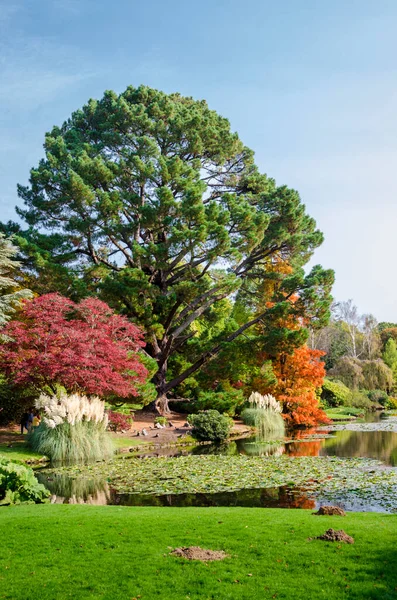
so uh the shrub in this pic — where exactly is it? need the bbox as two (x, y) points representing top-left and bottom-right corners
(0, 459), (50, 505)
(361, 360), (393, 391)
(154, 416), (168, 426)
(321, 378), (352, 407)
(0, 375), (37, 426)
(29, 393), (113, 462)
(107, 411), (132, 432)
(349, 391), (373, 410)
(367, 389), (390, 406)
(386, 397), (397, 410)
(189, 410), (231, 442)
(187, 389), (244, 416)
(241, 408), (285, 437)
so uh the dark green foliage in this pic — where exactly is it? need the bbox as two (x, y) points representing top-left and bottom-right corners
(11, 85), (334, 410)
(367, 389), (390, 406)
(187, 389), (244, 416)
(349, 391), (373, 410)
(0, 375), (37, 426)
(379, 327), (397, 350)
(320, 378), (352, 407)
(189, 410), (231, 442)
(378, 322), (397, 332)
(0, 233), (32, 324)
(0, 459), (50, 505)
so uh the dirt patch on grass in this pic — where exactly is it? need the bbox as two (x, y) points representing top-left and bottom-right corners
(314, 506), (346, 516)
(0, 428), (25, 445)
(171, 546), (229, 561)
(316, 529), (354, 543)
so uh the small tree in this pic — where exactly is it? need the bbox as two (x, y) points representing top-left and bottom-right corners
(383, 339), (397, 369)
(271, 346), (328, 427)
(0, 293), (148, 398)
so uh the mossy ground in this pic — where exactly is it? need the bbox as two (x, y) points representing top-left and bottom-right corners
(0, 505), (396, 599)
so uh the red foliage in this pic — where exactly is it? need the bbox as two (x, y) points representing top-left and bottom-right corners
(271, 346), (329, 428)
(107, 411), (132, 432)
(0, 293), (148, 398)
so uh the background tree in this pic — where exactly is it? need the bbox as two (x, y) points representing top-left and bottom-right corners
(0, 294), (148, 398)
(382, 338), (397, 369)
(8, 86), (334, 412)
(332, 300), (363, 358)
(0, 233), (32, 324)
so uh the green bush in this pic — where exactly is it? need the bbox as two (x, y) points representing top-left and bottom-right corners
(0, 375), (37, 426)
(386, 397), (397, 410)
(350, 391), (374, 410)
(154, 416), (168, 426)
(0, 459), (50, 505)
(320, 378), (352, 407)
(187, 389), (244, 416)
(366, 389), (390, 406)
(189, 410), (231, 442)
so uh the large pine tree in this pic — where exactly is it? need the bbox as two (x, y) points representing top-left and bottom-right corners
(6, 86), (334, 412)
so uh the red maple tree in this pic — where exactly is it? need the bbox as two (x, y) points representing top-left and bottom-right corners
(0, 293), (148, 398)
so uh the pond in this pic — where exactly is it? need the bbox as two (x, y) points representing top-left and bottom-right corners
(37, 412), (397, 512)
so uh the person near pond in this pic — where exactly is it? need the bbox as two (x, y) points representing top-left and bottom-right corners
(32, 412), (41, 428)
(20, 410), (31, 434)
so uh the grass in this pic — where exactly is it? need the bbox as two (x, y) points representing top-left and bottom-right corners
(241, 408), (285, 437)
(0, 440), (47, 463)
(325, 407), (365, 421)
(110, 434), (147, 449)
(0, 505), (396, 599)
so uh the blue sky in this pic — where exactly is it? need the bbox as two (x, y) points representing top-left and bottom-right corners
(1, 0), (397, 320)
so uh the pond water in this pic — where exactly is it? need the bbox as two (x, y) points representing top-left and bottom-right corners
(37, 412), (397, 511)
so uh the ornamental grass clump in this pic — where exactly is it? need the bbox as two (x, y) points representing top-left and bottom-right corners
(29, 393), (113, 463)
(241, 392), (285, 438)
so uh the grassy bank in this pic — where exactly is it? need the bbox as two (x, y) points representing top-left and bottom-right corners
(0, 439), (47, 463)
(325, 407), (365, 421)
(0, 433), (145, 464)
(0, 505), (396, 599)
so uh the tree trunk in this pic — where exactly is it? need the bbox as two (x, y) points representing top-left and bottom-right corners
(154, 393), (171, 415)
(152, 358), (171, 415)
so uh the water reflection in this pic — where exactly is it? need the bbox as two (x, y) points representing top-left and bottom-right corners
(130, 413), (397, 465)
(37, 470), (315, 510)
(36, 412), (397, 511)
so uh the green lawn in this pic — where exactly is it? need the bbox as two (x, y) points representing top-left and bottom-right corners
(0, 434), (144, 462)
(0, 505), (396, 599)
(109, 434), (147, 450)
(0, 440), (47, 463)
(325, 407), (365, 421)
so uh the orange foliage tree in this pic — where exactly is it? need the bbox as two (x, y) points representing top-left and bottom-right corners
(270, 346), (329, 427)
